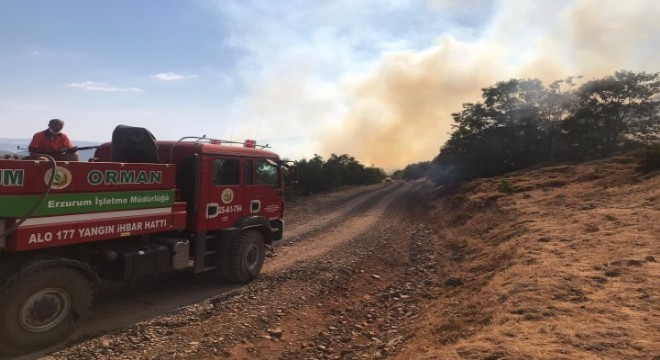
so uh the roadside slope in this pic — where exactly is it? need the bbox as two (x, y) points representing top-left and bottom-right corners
(398, 155), (659, 359)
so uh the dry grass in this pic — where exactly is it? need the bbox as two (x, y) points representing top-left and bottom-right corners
(398, 156), (659, 360)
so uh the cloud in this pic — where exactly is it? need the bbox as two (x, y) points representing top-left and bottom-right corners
(151, 72), (197, 81)
(66, 81), (144, 93)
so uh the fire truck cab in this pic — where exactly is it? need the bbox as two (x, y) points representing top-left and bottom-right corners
(0, 128), (289, 353)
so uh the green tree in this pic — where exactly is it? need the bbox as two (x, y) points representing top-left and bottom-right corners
(294, 153), (386, 195)
(402, 161), (433, 180)
(296, 155), (325, 194)
(542, 77), (580, 159)
(435, 78), (554, 183)
(562, 70), (659, 158)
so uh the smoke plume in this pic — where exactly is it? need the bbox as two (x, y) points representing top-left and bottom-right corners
(321, 0), (659, 170)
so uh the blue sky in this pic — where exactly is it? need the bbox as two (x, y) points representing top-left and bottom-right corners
(0, 0), (657, 169)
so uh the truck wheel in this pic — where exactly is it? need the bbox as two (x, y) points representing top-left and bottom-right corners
(226, 230), (265, 283)
(0, 266), (93, 353)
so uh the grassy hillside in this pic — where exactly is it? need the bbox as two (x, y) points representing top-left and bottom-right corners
(400, 155), (659, 359)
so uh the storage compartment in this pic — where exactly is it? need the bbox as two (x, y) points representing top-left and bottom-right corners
(156, 237), (190, 270)
(96, 244), (172, 281)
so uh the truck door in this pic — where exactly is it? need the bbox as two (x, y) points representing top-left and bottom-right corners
(206, 157), (245, 230)
(250, 158), (283, 220)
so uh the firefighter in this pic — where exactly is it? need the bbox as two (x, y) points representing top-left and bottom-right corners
(28, 119), (78, 160)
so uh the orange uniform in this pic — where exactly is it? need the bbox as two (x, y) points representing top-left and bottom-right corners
(29, 130), (73, 156)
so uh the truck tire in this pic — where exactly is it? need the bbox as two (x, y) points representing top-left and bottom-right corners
(226, 230), (265, 283)
(0, 266), (93, 354)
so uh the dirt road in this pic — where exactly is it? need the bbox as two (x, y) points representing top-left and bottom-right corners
(19, 180), (434, 359)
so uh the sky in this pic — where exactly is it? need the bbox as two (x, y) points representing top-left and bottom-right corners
(0, 0), (658, 170)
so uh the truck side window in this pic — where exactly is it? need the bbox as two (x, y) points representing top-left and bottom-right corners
(245, 159), (254, 185)
(256, 159), (279, 188)
(213, 159), (240, 185)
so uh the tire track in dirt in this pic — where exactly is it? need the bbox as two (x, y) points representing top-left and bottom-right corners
(76, 185), (404, 337)
(264, 182), (414, 272)
(282, 182), (404, 245)
(80, 184), (405, 334)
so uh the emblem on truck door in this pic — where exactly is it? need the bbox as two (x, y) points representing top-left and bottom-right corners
(221, 188), (234, 204)
(44, 167), (72, 190)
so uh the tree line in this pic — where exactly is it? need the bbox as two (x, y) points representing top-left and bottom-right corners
(290, 153), (387, 196)
(402, 70), (659, 184)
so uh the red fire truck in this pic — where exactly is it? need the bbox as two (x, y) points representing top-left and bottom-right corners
(0, 127), (290, 353)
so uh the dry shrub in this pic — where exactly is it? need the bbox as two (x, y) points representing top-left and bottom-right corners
(636, 144), (660, 172)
